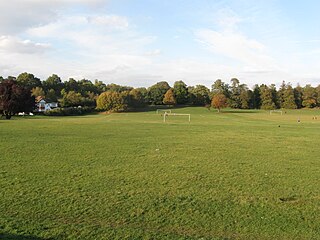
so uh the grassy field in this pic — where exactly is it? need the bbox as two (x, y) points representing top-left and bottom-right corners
(1, 107), (320, 239)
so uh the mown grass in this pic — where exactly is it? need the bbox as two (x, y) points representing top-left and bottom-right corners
(1, 107), (320, 239)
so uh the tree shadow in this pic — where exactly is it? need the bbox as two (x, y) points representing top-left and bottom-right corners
(222, 110), (260, 114)
(0, 233), (58, 240)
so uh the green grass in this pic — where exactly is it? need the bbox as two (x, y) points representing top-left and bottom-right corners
(1, 107), (320, 239)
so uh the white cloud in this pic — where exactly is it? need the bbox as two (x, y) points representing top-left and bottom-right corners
(87, 15), (129, 29)
(0, 36), (50, 54)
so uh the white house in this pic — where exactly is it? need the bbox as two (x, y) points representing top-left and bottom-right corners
(35, 97), (58, 112)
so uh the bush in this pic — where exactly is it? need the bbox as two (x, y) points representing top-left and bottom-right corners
(96, 91), (128, 112)
(44, 107), (95, 116)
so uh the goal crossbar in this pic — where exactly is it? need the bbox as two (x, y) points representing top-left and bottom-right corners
(163, 113), (191, 122)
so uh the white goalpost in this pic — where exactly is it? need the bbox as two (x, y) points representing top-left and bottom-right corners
(270, 110), (283, 115)
(156, 109), (172, 114)
(163, 113), (191, 123)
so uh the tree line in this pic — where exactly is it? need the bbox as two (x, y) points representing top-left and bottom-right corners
(1, 73), (320, 117)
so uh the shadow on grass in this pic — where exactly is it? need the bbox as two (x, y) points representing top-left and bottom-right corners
(0, 233), (58, 240)
(221, 110), (260, 114)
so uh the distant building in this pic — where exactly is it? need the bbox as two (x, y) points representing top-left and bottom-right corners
(35, 96), (58, 112)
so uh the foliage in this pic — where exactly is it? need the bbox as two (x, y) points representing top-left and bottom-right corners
(148, 81), (170, 105)
(60, 90), (83, 107)
(16, 72), (41, 89)
(173, 80), (188, 104)
(0, 80), (35, 119)
(129, 88), (146, 108)
(43, 106), (94, 116)
(31, 87), (45, 98)
(96, 91), (128, 112)
(211, 93), (227, 112)
(163, 88), (176, 105)
(260, 85), (276, 110)
(188, 85), (210, 106)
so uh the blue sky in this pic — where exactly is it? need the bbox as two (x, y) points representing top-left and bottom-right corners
(0, 0), (320, 88)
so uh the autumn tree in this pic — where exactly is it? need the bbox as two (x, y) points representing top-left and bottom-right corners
(96, 91), (128, 112)
(163, 88), (176, 105)
(211, 93), (227, 112)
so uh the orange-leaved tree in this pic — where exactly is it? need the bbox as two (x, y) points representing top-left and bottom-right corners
(211, 93), (227, 112)
(163, 88), (176, 105)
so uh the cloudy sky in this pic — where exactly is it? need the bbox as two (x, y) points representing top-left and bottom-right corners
(1, 0), (320, 88)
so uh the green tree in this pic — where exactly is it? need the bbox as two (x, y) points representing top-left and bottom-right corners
(163, 88), (176, 105)
(148, 81), (170, 105)
(282, 83), (297, 109)
(43, 74), (64, 97)
(260, 85), (276, 110)
(251, 84), (261, 109)
(229, 78), (241, 108)
(129, 88), (145, 108)
(31, 87), (45, 98)
(302, 84), (317, 108)
(60, 91), (83, 107)
(211, 79), (229, 97)
(239, 84), (250, 109)
(294, 84), (303, 109)
(188, 85), (210, 106)
(17, 72), (41, 89)
(173, 80), (188, 104)
(96, 91), (127, 112)
(46, 89), (58, 102)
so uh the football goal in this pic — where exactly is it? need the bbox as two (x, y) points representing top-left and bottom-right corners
(270, 110), (283, 115)
(163, 113), (191, 123)
(156, 109), (172, 114)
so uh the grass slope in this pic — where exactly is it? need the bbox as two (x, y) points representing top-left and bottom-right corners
(1, 107), (320, 239)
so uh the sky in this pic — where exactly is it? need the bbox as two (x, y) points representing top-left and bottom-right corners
(1, 0), (320, 88)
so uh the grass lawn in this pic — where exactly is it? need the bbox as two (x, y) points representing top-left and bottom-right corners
(1, 107), (320, 239)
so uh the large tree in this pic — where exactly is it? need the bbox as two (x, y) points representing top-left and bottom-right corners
(16, 72), (41, 89)
(96, 91), (128, 112)
(0, 80), (35, 119)
(260, 85), (276, 110)
(148, 81), (170, 105)
(188, 85), (210, 106)
(173, 80), (188, 104)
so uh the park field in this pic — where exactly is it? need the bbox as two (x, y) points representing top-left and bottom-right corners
(1, 107), (320, 239)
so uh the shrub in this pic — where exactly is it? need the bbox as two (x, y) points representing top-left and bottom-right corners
(44, 107), (95, 116)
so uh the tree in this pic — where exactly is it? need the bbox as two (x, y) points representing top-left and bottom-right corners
(229, 78), (241, 108)
(211, 79), (229, 97)
(239, 84), (250, 109)
(211, 93), (227, 112)
(163, 88), (176, 105)
(148, 81), (170, 105)
(17, 72), (41, 89)
(173, 80), (188, 104)
(260, 85), (276, 110)
(46, 89), (58, 102)
(282, 83), (297, 109)
(302, 84), (317, 108)
(129, 88), (145, 108)
(96, 91), (127, 112)
(294, 84), (303, 109)
(43, 74), (64, 96)
(60, 91), (83, 107)
(251, 84), (261, 109)
(0, 80), (35, 119)
(31, 87), (45, 98)
(188, 85), (210, 106)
